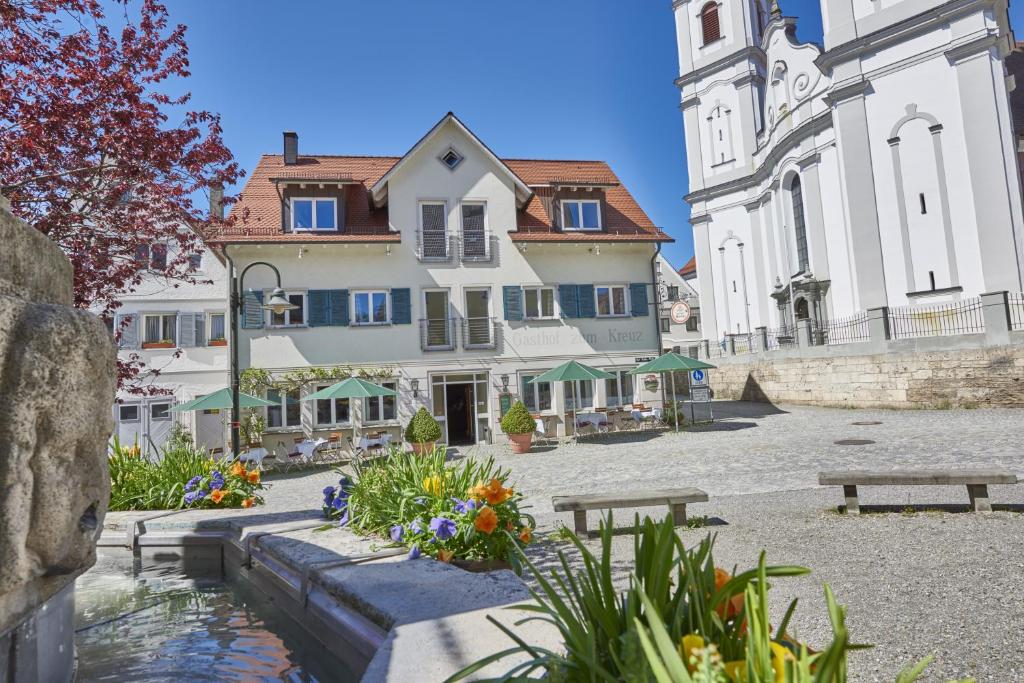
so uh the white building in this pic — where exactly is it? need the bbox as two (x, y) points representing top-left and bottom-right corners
(655, 254), (702, 354)
(213, 114), (673, 449)
(110, 235), (229, 453)
(674, 0), (1024, 339)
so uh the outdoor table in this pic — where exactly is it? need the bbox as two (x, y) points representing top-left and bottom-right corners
(239, 447), (270, 467)
(575, 411), (610, 432)
(295, 438), (327, 459)
(631, 408), (662, 425)
(358, 433), (392, 451)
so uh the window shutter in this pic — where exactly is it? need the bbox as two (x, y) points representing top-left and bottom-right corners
(308, 290), (330, 327)
(116, 314), (138, 349)
(558, 284), (579, 318)
(630, 283), (649, 317)
(701, 3), (720, 45)
(327, 290), (347, 326)
(390, 288), (411, 325)
(241, 289), (264, 329)
(576, 285), (596, 318)
(178, 312), (196, 347)
(502, 286), (523, 321)
(194, 313), (206, 347)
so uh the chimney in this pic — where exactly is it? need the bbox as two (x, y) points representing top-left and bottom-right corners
(209, 182), (224, 220)
(283, 131), (298, 165)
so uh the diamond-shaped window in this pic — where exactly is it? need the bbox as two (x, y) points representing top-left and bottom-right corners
(440, 148), (463, 170)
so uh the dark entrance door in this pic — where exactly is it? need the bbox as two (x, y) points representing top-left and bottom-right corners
(445, 383), (474, 445)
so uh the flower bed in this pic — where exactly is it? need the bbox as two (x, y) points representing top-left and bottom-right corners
(319, 447), (534, 570)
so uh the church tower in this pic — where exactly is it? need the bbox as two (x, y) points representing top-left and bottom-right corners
(673, 0), (769, 194)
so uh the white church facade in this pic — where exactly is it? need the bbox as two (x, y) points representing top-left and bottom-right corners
(674, 0), (1024, 339)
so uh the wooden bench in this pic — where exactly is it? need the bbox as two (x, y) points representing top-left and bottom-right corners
(552, 488), (709, 535)
(818, 469), (1019, 513)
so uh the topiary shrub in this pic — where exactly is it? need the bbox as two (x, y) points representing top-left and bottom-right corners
(405, 407), (442, 444)
(500, 400), (536, 435)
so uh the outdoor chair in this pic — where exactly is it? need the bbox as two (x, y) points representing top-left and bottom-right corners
(276, 445), (305, 472)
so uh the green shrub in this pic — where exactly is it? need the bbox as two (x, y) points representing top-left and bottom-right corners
(499, 400), (536, 435)
(449, 514), (937, 682)
(663, 403), (686, 429)
(404, 407), (442, 443)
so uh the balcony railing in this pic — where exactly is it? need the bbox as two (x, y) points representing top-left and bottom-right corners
(420, 317), (456, 351)
(416, 229), (452, 261)
(460, 229), (494, 262)
(462, 316), (496, 349)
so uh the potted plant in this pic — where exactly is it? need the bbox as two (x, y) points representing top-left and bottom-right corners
(208, 337), (227, 347)
(142, 338), (175, 349)
(500, 401), (536, 454)
(405, 407), (442, 455)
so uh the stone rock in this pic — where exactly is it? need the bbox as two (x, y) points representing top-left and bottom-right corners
(0, 201), (116, 635)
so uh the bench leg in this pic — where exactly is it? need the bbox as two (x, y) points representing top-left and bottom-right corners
(967, 484), (991, 512)
(843, 485), (860, 514)
(671, 503), (687, 527)
(572, 510), (588, 536)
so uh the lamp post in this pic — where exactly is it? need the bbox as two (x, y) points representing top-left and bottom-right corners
(229, 260), (297, 457)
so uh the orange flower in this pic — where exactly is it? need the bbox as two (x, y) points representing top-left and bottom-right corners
(714, 567), (731, 591)
(474, 506), (498, 534)
(247, 470), (260, 485)
(437, 548), (454, 563)
(482, 478), (512, 505)
(229, 461), (245, 477)
(242, 497), (254, 509)
(713, 567), (744, 619)
(210, 489), (225, 504)
(519, 527), (532, 544)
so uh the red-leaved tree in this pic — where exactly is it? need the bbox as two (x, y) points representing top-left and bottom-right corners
(0, 0), (240, 393)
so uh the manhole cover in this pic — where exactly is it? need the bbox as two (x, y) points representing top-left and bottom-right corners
(851, 420), (882, 426)
(834, 438), (876, 446)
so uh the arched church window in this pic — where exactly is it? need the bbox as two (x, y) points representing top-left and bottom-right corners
(701, 3), (721, 45)
(790, 175), (809, 273)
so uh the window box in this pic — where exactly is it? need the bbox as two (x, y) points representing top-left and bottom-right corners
(208, 338), (228, 347)
(142, 340), (175, 349)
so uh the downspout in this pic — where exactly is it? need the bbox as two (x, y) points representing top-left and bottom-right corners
(218, 243), (241, 456)
(650, 242), (664, 353)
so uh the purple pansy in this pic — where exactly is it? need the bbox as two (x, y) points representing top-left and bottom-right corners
(452, 497), (476, 514)
(390, 525), (404, 543)
(185, 476), (202, 493)
(210, 471), (225, 491)
(410, 518), (424, 534)
(429, 517), (457, 541)
(331, 496), (346, 511)
(407, 545), (421, 560)
(337, 510), (350, 527)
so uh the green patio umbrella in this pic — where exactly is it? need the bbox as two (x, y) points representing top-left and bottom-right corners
(529, 360), (615, 437)
(303, 377), (398, 442)
(170, 387), (277, 412)
(629, 353), (717, 431)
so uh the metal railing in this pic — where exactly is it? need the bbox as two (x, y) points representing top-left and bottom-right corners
(765, 325), (797, 350)
(460, 229), (493, 262)
(416, 229), (451, 261)
(732, 333), (756, 355)
(823, 312), (870, 345)
(462, 316), (496, 349)
(1009, 292), (1024, 331)
(887, 297), (984, 340)
(420, 317), (456, 351)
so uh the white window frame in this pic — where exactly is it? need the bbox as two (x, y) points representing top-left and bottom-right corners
(141, 313), (177, 345)
(562, 199), (602, 231)
(267, 291), (307, 328)
(150, 402), (172, 421)
(351, 289), (390, 326)
(594, 284), (630, 317)
(520, 373), (553, 414)
(418, 200), (449, 259)
(265, 387), (302, 430)
(290, 197), (338, 232)
(207, 311), (227, 343)
(460, 200), (489, 257)
(314, 384), (351, 427)
(118, 403), (140, 423)
(604, 369), (635, 408)
(523, 286), (558, 320)
(364, 380), (398, 424)
(564, 380), (595, 411)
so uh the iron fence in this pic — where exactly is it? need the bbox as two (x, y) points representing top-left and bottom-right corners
(462, 316), (496, 349)
(1010, 292), (1024, 331)
(822, 312), (870, 345)
(419, 318), (456, 351)
(732, 333), (756, 355)
(887, 297), (985, 340)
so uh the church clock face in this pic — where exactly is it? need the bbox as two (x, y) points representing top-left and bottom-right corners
(670, 301), (691, 324)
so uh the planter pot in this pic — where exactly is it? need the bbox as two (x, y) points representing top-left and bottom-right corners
(410, 441), (435, 456)
(208, 339), (228, 347)
(508, 432), (533, 454)
(141, 342), (175, 349)
(451, 558), (512, 573)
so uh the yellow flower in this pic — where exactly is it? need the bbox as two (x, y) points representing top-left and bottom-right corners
(770, 642), (794, 683)
(423, 475), (442, 496)
(678, 634), (705, 673)
(724, 661), (747, 682)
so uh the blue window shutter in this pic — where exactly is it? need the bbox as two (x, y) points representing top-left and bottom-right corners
(116, 314), (138, 349)
(178, 312), (196, 347)
(502, 286), (523, 321)
(390, 288), (411, 325)
(194, 313), (206, 347)
(327, 290), (346, 326)
(559, 284), (579, 318)
(630, 283), (649, 317)
(308, 290), (330, 326)
(576, 285), (596, 318)
(241, 289), (264, 329)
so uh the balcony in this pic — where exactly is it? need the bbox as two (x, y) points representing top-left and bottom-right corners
(416, 229), (453, 262)
(459, 229), (495, 263)
(462, 316), (496, 349)
(420, 317), (456, 351)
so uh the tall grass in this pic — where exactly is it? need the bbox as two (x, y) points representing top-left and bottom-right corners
(108, 435), (217, 511)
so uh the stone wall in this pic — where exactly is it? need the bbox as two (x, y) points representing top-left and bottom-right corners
(711, 343), (1024, 409)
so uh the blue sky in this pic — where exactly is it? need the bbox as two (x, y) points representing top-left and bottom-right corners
(164, 1), (1016, 269)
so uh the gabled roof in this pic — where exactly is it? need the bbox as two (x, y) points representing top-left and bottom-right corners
(369, 112), (533, 209)
(679, 256), (697, 277)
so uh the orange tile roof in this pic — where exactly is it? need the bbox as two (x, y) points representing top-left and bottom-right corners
(214, 154), (670, 243)
(679, 256), (697, 277)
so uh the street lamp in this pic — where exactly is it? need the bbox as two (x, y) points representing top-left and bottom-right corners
(229, 260), (297, 457)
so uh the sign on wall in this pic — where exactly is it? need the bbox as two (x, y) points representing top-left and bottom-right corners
(670, 301), (691, 324)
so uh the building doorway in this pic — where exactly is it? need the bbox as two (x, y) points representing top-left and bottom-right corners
(431, 372), (491, 445)
(445, 383), (474, 445)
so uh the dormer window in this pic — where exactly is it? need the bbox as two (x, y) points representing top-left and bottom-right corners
(291, 197), (337, 231)
(439, 147), (463, 171)
(562, 199), (601, 231)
